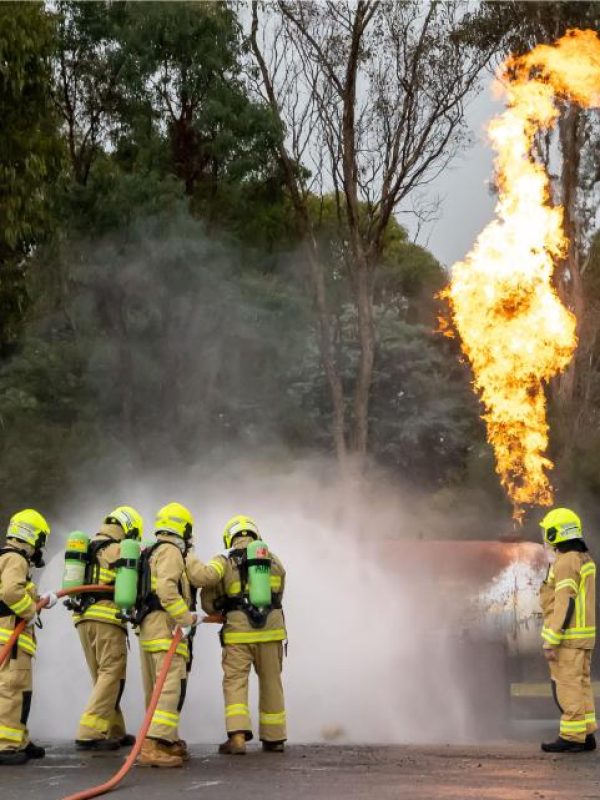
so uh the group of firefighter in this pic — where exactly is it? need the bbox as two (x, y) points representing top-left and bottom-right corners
(0, 504), (287, 767)
(0, 503), (597, 767)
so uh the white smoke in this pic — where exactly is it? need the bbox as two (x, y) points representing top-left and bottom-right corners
(29, 461), (542, 745)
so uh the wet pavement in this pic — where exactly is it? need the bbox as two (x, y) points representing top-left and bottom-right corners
(3, 736), (600, 800)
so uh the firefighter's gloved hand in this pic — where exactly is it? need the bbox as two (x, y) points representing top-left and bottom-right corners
(40, 591), (58, 609)
(180, 614), (198, 639)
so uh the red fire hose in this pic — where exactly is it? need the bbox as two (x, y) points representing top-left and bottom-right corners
(0, 584), (223, 799)
(61, 617), (223, 800)
(60, 629), (183, 800)
(0, 585), (112, 667)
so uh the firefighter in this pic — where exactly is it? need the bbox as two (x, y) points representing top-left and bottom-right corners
(198, 515), (287, 756)
(539, 507), (597, 753)
(0, 509), (55, 766)
(73, 506), (142, 751)
(136, 502), (197, 768)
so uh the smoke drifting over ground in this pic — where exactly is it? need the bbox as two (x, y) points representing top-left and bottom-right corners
(30, 461), (526, 746)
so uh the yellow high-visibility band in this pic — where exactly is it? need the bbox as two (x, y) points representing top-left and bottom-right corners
(0, 627), (36, 656)
(0, 725), (25, 742)
(226, 581), (242, 596)
(270, 576), (282, 591)
(164, 599), (188, 617)
(98, 568), (116, 584)
(581, 564), (596, 576)
(225, 704), (250, 718)
(585, 713), (596, 723)
(560, 721), (587, 732)
(541, 627), (562, 645)
(208, 559), (225, 579)
(152, 710), (179, 728)
(223, 628), (286, 645)
(8, 594), (35, 616)
(80, 713), (110, 733)
(259, 711), (286, 725)
(140, 638), (189, 659)
(555, 578), (579, 593)
(561, 627), (596, 640)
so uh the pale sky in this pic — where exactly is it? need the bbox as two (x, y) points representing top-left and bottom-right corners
(411, 79), (504, 269)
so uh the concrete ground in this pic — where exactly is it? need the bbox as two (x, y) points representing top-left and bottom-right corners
(4, 727), (600, 800)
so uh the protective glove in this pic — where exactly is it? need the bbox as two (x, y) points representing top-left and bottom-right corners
(180, 613), (198, 639)
(40, 591), (58, 609)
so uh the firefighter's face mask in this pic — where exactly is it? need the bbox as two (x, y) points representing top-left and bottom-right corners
(32, 533), (47, 568)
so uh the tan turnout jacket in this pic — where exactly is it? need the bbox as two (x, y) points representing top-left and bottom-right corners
(540, 549), (596, 649)
(199, 536), (286, 645)
(0, 543), (38, 656)
(74, 524), (125, 629)
(138, 536), (194, 660)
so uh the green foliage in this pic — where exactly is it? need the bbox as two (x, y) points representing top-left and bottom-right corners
(0, 2), (63, 351)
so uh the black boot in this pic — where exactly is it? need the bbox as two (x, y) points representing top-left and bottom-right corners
(75, 738), (120, 751)
(541, 736), (585, 753)
(585, 734), (597, 752)
(262, 741), (285, 753)
(119, 734), (136, 748)
(0, 750), (28, 765)
(24, 742), (45, 759)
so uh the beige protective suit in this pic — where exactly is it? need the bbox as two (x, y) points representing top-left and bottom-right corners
(0, 543), (38, 752)
(540, 549), (597, 742)
(196, 537), (287, 743)
(138, 537), (195, 743)
(74, 524), (128, 742)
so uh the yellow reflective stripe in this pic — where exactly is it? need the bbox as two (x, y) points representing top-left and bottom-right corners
(208, 559), (225, 579)
(586, 713), (596, 723)
(150, 577), (158, 590)
(226, 581), (242, 596)
(225, 704), (250, 718)
(140, 638), (190, 659)
(555, 579), (579, 593)
(80, 713), (110, 733)
(541, 627), (561, 645)
(81, 606), (122, 623)
(8, 594), (35, 616)
(0, 725), (25, 742)
(259, 711), (286, 725)
(561, 627), (596, 640)
(270, 576), (282, 591)
(580, 563), (596, 576)
(223, 628), (286, 645)
(152, 710), (179, 727)
(0, 627), (36, 655)
(560, 720), (587, 732)
(164, 599), (188, 616)
(98, 568), (116, 584)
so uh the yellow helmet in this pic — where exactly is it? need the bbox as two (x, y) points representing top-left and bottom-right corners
(7, 509), (50, 549)
(223, 514), (260, 549)
(155, 502), (194, 541)
(540, 507), (582, 546)
(105, 506), (143, 541)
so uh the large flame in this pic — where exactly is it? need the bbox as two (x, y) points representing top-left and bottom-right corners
(445, 29), (600, 521)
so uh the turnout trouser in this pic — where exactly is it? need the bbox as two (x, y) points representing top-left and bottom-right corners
(550, 648), (597, 742)
(0, 647), (32, 752)
(223, 642), (286, 742)
(77, 621), (127, 741)
(140, 648), (187, 743)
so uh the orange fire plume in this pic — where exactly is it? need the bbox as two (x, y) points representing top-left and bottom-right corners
(445, 29), (600, 521)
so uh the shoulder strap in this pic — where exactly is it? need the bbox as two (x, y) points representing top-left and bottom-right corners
(0, 546), (30, 565)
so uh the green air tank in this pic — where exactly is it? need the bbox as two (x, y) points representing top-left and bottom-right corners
(62, 531), (90, 589)
(247, 539), (272, 608)
(114, 539), (140, 612)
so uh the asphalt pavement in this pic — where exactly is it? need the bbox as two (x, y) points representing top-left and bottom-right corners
(4, 735), (600, 800)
